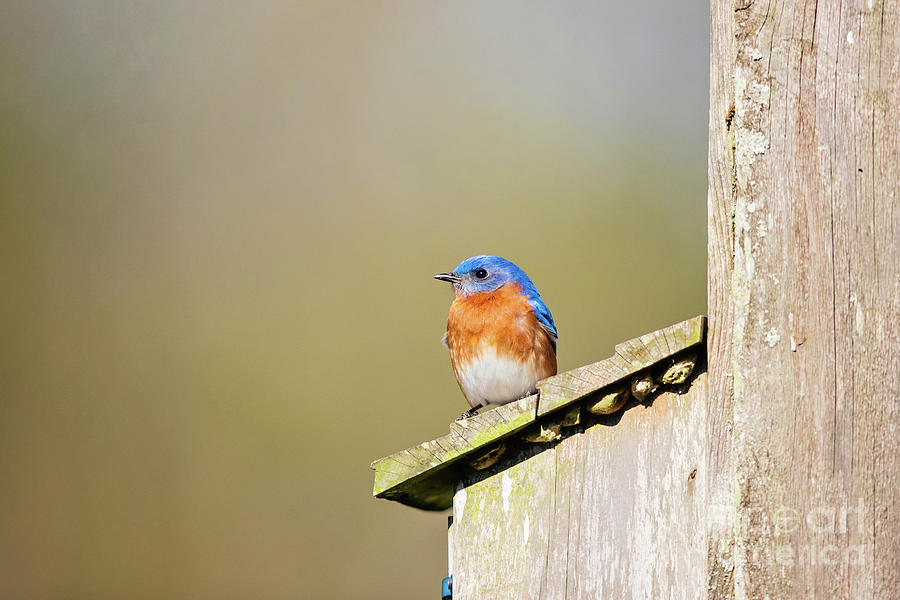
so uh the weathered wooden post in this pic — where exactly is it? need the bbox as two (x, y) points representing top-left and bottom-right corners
(707, 0), (900, 597)
(371, 317), (708, 598)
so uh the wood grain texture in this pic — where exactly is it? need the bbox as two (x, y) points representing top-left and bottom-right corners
(450, 374), (707, 600)
(708, 0), (900, 597)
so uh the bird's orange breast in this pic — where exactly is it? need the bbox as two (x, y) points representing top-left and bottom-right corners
(445, 284), (557, 395)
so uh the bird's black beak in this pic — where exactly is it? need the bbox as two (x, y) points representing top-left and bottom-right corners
(434, 272), (461, 283)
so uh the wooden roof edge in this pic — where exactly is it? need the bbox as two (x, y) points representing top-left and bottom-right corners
(370, 314), (706, 510)
(535, 315), (706, 416)
(370, 394), (540, 502)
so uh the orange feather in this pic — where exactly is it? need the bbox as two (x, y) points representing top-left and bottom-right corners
(445, 284), (557, 406)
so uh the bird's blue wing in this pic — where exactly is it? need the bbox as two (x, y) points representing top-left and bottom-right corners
(529, 297), (558, 353)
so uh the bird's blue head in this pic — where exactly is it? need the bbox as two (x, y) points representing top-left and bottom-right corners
(435, 254), (558, 343)
(434, 254), (534, 296)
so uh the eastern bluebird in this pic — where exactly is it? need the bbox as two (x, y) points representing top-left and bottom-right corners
(435, 255), (558, 414)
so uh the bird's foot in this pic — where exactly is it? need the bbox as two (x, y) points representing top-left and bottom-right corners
(456, 404), (483, 421)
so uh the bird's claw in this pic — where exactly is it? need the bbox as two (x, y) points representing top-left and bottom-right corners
(456, 404), (483, 421)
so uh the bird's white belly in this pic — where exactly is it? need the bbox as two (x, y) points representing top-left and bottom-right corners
(456, 345), (540, 406)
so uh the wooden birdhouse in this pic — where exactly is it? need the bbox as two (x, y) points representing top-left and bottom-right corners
(371, 8), (900, 593)
(371, 316), (706, 599)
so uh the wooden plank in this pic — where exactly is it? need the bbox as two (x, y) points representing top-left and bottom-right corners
(639, 329), (670, 363)
(614, 336), (654, 368)
(450, 443), (557, 600)
(450, 373), (707, 599)
(571, 376), (707, 600)
(706, 1), (736, 594)
(371, 395), (538, 510)
(539, 427), (580, 600)
(537, 315), (705, 416)
(708, 0), (900, 597)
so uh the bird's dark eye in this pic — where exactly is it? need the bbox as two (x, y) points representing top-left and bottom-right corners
(474, 268), (488, 279)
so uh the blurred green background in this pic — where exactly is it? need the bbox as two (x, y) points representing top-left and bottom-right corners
(0, 2), (707, 598)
